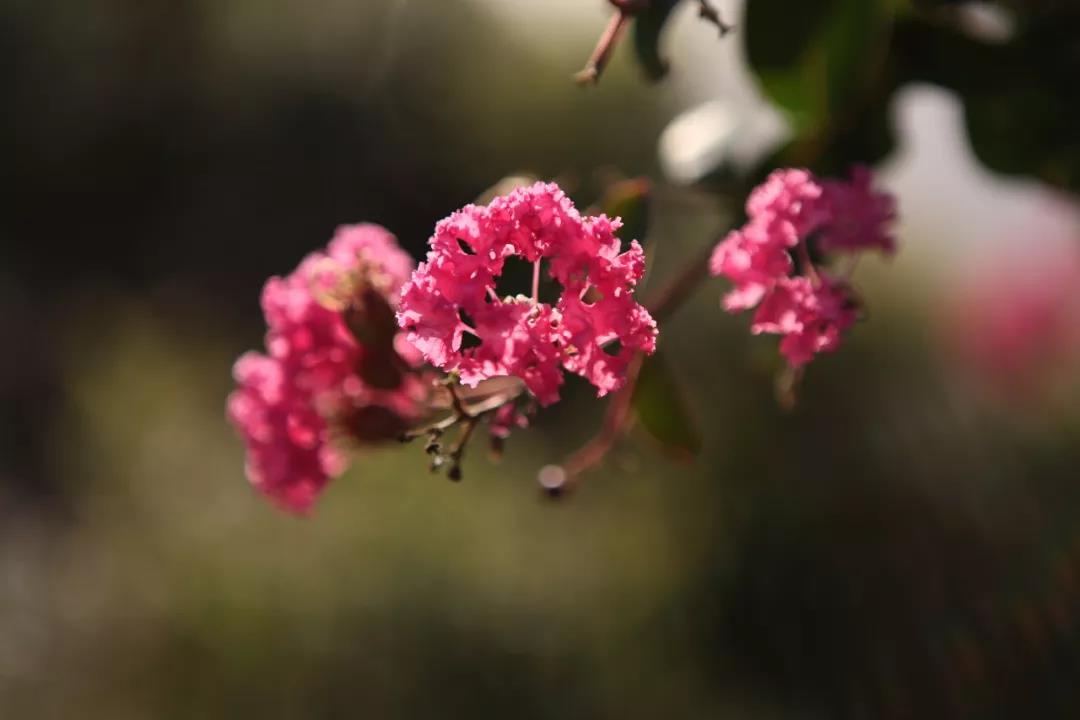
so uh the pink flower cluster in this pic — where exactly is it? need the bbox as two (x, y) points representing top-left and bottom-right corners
(397, 182), (658, 406)
(227, 225), (428, 513)
(710, 167), (896, 367)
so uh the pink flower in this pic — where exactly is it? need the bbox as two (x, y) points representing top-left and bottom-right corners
(818, 166), (897, 254)
(490, 402), (530, 440)
(709, 225), (794, 311)
(708, 169), (827, 312)
(558, 291), (657, 397)
(751, 276), (858, 368)
(228, 224), (428, 514)
(745, 168), (828, 241)
(710, 167), (897, 368)
(455, 300), (567, 407)
(227, 353), (346, 513)
(397, 182), (657, 405)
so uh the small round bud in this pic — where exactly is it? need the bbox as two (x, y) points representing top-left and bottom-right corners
(538, 465), (567, 497)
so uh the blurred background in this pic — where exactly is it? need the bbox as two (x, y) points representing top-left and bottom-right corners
(3, 0), (1080, 717)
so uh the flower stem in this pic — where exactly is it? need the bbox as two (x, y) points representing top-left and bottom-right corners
(448, 417), (477, 481)
(400, 378), (525, 441)
(575, 10), (633, 85)
(543, 353), (644, 496)
(543, 231), (722, 494)
(446, 381), (469, 418)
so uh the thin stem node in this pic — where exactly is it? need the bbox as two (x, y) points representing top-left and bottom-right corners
(576, 11), (633, 86)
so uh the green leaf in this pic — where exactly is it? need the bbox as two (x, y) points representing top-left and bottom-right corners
(889, 13), (1080, 192)
(633, 352), (702, 461)
(599, 177), (652, 243)
(633, 0), (681, 81)
(746, 0), (895, 136)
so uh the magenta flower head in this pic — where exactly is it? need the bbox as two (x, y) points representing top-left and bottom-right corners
(227, 225), (429, 514)
(710, 169), (825, 312)
(397, 182), (658, 406)
(711, 167), (897, 369)
(818, 166), (898, 255)
(751, 275), (858, 368)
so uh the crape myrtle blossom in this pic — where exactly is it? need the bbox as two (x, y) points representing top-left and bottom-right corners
(228, 225), (429, 514)
(710, 167), (896, 368)
(751, 275), (858, 368)
(818, 166), (898, 255)
(397, 182), (658, 406)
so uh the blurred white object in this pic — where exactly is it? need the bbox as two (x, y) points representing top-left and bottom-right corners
(659, 99), (789, 183)
(881, 83), (1080, 285)
(957, 2), (1016, 44)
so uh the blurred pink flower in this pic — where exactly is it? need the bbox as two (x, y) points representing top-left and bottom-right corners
(711, 167), (897, 368)
(710, 169), (824, 313)
(397, 182), (657, 405)
(489, 402), (530, 441)
(710, 224), (795, 312)
(944, 237), (1080, 401)
(818, 166), (898, 255)
(745, 168), (828, 241)
(228, 224), (428, 514)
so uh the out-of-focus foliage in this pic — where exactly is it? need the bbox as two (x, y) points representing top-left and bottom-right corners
(740, 0), (1080, 187)
(746, 0), (895, 139)
(638, 0), (1080, 188)
(598, 177), (653, 244)
(893, 3), (1080, 190)
(633, 0), (683, 80)
(633, 352), (703, 460)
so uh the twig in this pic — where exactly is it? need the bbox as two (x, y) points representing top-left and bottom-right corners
(541, 353), (644, 496)
(447, 418), (478, 481)
(400, 378), (525, 441)
(696, 0), (734, 36)
(446, 381), (469, 418)
(575, 10), (633, 85)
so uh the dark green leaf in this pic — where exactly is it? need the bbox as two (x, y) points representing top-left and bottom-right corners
(745, 0), (895, 136)
(633, 0), (681, 81)
(890, 12), (1080, 192)
(633, 352), (702, 460)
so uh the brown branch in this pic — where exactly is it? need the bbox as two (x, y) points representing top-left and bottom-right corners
(401, 377), (526, 441)
(575, 10), (634, 85)
(540, 353), (645, 496)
